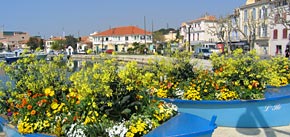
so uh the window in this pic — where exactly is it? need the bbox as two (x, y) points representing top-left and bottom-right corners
(140, 36), (145, 40)
(244, 25), (248, 36)
(276, 45), (282, 55)
(283, 28), (287, 39)
(252, 8), (256, 19)
(105, 37), (109, 41)
(244, 10), (248, 22)
(262, 25), (267, 37)
(259, 8), (262, 19)
(260, 6), (267, 19)
(260, 24), (267, 37)
(283, 0), (288, 5)
(273, 29), (278, 39)
(125, 36), (128, 41)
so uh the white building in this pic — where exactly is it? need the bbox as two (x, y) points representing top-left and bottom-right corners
(268, 0), (290, 56)
(91, 26), (152, 53)
(180, 15), (219, 51)
(44, 36), (65, 53)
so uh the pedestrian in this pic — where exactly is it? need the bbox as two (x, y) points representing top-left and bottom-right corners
(286, 48), (289, 58)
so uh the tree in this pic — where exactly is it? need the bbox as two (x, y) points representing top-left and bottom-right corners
(235, 12), (258, 51)
(153, 31), (165, 43)
(207, 15), (234, 53)
(269, 0), (290, 30)
(51, 39), (66, 50)
(27, 37), (44, 50)
(65, 35), (78, 49)
(131, 42), (147, 54)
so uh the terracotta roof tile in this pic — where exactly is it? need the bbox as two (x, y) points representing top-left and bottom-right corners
(189, 15), (217, 23)
(93, 26), (151, 37)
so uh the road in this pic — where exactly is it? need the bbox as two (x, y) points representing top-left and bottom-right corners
(213, 125), (290, 137)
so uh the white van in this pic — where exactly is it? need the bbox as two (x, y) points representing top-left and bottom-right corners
(202, 43), (221, 54)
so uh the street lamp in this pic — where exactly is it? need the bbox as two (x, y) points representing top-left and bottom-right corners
(187, 25), (192, 52)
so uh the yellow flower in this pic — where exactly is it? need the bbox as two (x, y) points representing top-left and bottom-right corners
(126, 132), (134, 137)
(43, 120), (50, 127)
(51, 102), (59, 110)
(44, 88), (55, 96)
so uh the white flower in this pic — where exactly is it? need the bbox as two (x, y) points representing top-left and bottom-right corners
(106, 120), (128, 137)
(66, 123), (86, 137)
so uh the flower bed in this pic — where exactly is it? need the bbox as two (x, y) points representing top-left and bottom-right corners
(147, 49), (290, 127)
(0, 54), (181, 136)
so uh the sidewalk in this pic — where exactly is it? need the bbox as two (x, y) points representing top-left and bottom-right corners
(212, 125), (290, 137)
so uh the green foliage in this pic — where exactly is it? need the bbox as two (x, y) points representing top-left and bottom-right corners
(51, 39), (66, 50)
(65, 35), (78, 50)
(152, 31), (165, 43)
(27, 37), (44, 50)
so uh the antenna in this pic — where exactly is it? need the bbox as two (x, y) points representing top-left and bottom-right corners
(62, 27), (65, 38)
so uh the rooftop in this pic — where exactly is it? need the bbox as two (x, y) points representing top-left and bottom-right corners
(92, 26), (151, 37)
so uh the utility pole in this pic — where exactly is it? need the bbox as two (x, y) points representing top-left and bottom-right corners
(144, 16), (147, 46)
(188, 25), (191, 52)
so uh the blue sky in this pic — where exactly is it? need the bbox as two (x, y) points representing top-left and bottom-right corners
(1, 0), (245, 38)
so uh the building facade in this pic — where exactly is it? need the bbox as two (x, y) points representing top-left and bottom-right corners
(91, 26), (152, 53)
(180, 15), (219, 51)
(268, 0), (290, 56)
(45, 36), (65, 53)
(237, 0), (271, 55)
(0, 31), (30, 50)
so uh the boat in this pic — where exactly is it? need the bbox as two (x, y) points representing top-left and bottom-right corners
(0, 51), (15, 59)
(160, 85), (290, 128)
(145, 113), (217, 137)
(5, 49), (48, 64)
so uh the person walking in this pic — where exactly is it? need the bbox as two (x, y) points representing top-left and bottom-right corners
(286, 48), (289, 58)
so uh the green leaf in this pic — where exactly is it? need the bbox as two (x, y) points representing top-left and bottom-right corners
(120, 95), (130, 104)
(121, 108), (131, 115)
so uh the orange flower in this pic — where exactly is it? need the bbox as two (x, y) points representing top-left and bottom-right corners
(31, 110), (36, 115)
(27, 105), (32, 110)
(27, 90), (32, 97)
(42, 99), (47, 103)
(7, 109), (11, 112)
(73, 116), (77, 121)
(13, 112), (19, 116)
(22, 99), (27, 106)
(32, 94), (38, 98)
(76, 100), (80, 104)
(219, 67), (223, 72)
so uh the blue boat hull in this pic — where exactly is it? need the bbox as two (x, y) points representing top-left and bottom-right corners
(5, 57), (22, 64)
(145, 113), (217, 137)
(161, 86), (290, 128)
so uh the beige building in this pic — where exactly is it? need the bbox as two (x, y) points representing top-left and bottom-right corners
(0, 31), (30, 50)
(164, 31), (177, 42)
(180, 15), (219, 51)
(237, 0), (271, 55)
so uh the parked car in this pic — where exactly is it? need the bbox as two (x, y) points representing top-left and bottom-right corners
(193, 47), (212, 59)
